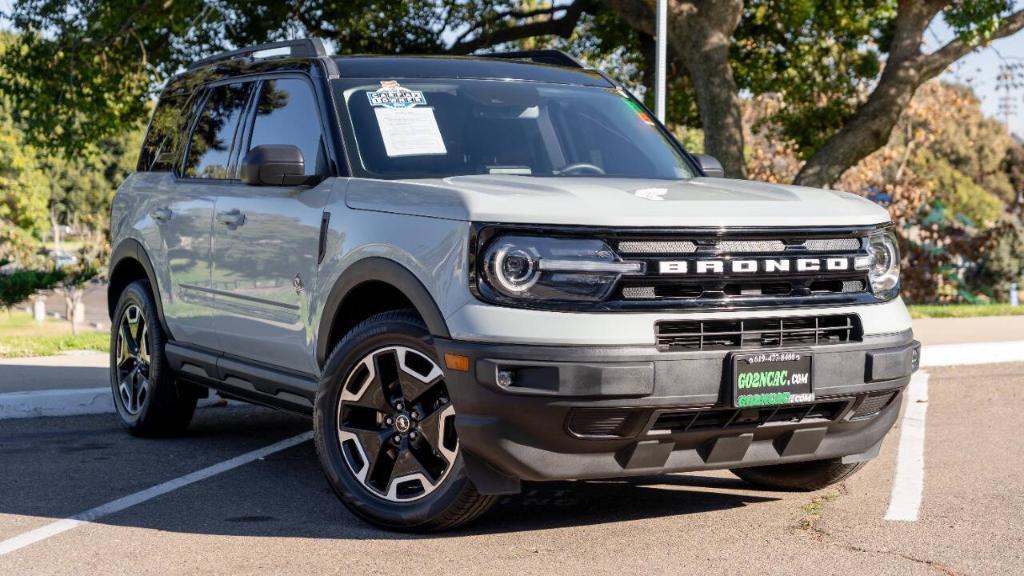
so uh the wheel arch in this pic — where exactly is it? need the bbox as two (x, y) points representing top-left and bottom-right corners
(108, 239), (173, 338)
(317, 257), (451, 369)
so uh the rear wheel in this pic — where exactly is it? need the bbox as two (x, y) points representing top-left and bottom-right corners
(314, 310), (495, 531)
(731, 458), (866, 491)
(110, 280), (197, 436)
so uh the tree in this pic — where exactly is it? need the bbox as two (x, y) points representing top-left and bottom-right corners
(604, 0), (746, 178)
(6, 0), (1024, 189)
(794, 1), (1024, 188)
(0, 0), (596, 156)
(0, 268), (57, 317)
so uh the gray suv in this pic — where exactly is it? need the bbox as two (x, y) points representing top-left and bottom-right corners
(108, 39), (919, 531)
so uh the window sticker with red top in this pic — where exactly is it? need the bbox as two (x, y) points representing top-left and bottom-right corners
(367, 80), (428, 109)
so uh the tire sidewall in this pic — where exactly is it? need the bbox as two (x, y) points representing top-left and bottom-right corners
(110, 280), (169, 429)
(314, 314), (474, 529)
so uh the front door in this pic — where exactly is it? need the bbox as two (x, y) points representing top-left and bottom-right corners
(210, 77), (332, 375)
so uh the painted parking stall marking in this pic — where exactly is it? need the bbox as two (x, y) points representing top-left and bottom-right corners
(884, 372), (929, 522)
(0, 432), (313, 556)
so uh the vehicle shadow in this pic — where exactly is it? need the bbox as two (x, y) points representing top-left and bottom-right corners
(0, 405), (781, 541)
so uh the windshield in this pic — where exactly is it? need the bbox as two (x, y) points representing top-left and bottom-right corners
(335, 78), (695, 180)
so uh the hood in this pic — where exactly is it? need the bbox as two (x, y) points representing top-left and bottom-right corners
(345, 175), (890, 228)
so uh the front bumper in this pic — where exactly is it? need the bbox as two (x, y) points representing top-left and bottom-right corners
(435, 331), (919, 489)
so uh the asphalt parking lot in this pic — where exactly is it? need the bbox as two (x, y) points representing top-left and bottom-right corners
(0, 359), (1022, 575)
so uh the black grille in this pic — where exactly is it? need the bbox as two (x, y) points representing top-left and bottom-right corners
(609, 230), (875, 309)
(851, 391), (897, 420)
(653, 400), (849, 433)
(655, 314), (861, 350)
(567, 409), (638, 438)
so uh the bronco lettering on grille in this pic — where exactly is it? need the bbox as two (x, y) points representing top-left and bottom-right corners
(658, 257), (854, 275)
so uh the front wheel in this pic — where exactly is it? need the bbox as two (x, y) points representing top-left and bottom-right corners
(731, 458), (866, 491)
(314, 310), (495, 531)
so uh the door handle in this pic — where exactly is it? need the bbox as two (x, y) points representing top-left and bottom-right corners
(151, 208), (172, 223)
(218, 209), (246, 228)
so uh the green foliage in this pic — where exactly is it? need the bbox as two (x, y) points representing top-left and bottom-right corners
(0, 268), (59, 313)
(913, 150), (1004, 228)
(0, 0), (510, 154)
(44, 126), (144, 236)
(944, 0), (1015, 45)
(967, 223), (1024, 300)
(0, 94), (50, 236)
(733, 0), (893, 156)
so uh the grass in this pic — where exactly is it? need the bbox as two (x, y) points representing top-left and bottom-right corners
(0, 310), (109, 358)
(908, 303), (1024, 319)
(799, 490), (842, 531)
(0, 332), (109, 358)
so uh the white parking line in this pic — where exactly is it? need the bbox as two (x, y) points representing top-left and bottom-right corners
(0, 431), (313, 556)
(885, 371), (929, 521)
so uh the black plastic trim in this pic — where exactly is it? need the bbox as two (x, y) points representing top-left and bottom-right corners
(316, 257), (451, 368)
(165, 341), (317, 415)
(108, 239), (173, 339)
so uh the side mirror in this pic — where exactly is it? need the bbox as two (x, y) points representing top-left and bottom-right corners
(694, 154), (725, 178)
(241, 144), (309, 186)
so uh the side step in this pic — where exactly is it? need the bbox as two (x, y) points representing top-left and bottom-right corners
(165, 342), (317, 415)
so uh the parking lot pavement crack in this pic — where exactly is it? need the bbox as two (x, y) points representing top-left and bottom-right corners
(797, 486), (960, 575)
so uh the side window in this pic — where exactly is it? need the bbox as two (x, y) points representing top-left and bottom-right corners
(183, 82), (253, 179)
(138, 90), (193, 172)
(249, 78), (324, 176)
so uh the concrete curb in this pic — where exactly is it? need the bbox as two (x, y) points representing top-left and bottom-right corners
(0, 388), (228, 420)
(919, 340), (1024, 368)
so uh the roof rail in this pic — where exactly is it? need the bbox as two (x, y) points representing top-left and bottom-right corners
(481, 49), (584, 69)
(189, 38), (330, 70)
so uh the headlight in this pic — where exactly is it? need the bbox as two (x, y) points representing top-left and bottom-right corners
(855, 230), (900, 297)
(480, 235), (643, 302)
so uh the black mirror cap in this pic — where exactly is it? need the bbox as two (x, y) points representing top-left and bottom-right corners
(241, 144), (311, 186)
(694, 154), (725, 178)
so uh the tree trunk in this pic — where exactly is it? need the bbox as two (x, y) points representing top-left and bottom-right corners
(606, 0), (746, 178)
(792, 68), (922, 188)
(677, 18), (745, 178)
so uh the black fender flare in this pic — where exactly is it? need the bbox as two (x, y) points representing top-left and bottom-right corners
(108, 238), (173, 338)
(316, 257), (451, 367)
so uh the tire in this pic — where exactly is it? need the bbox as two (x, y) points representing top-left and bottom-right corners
(110, 280), (197, 436)
(314, 309), (496, 531)
(731, 458), (866, 491)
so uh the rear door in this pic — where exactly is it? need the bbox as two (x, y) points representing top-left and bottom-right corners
(160, 81), (254, 349)
(209, 76), (333, 375)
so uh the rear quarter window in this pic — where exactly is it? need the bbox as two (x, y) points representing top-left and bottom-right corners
(137, 90), (195, 172)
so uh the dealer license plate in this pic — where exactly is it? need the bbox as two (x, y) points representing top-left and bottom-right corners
(732, 350), (813, 408)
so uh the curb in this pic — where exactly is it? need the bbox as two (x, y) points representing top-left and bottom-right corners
(0, 388), (228, 420)
(919, 340), (1024, 368)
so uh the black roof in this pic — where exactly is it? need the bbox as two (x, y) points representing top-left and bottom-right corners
(333, 55), (612, 87)
(174, 39), (614, 90)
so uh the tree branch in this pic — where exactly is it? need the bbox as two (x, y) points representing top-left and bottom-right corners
(446, 0), (594, 55)
(921, 9), (1024, 78)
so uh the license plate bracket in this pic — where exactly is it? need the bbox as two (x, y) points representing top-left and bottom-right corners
(732, 350), (813, 408)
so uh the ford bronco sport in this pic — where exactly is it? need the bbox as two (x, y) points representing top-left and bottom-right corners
(108, 38), (920, 531)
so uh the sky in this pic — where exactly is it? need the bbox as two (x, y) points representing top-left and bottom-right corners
(928, 18), (1024, 136)
(1, 1), (1024, 134)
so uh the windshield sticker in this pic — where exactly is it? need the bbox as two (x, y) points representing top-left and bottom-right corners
(374, 107), (447, 157)
(368, 80), (427, 109)
(624, 98), (656, 126)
